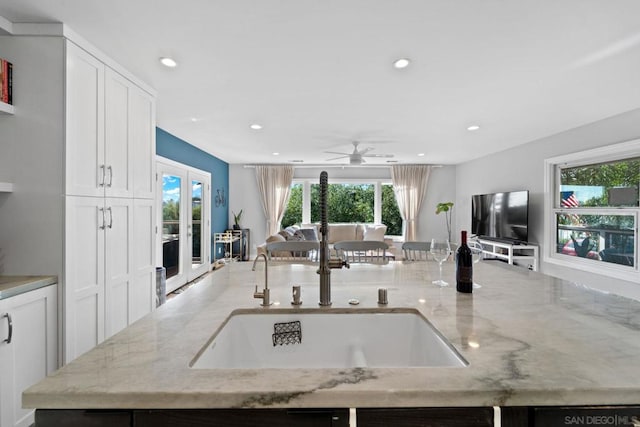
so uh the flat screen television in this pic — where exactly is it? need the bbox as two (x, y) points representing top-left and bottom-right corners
(471, 190), (529, 244)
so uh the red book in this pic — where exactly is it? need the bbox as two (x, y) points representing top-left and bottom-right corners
(0, 59), (4, 103)
(7, 61), (12, 105)
(1, 59), (7, 104)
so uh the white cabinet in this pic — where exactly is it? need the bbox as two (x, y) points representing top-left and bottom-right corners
(62, 39), (156, 362)
(65, 41), (105, 198)
(65, 41), (156, 200)
(130, 83), (156, 200)
(0, 284), (57, 427)
(131, 199), (156, 322)
(65, 196), (154, 360)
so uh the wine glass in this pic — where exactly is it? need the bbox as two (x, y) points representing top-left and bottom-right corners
(468, 239), (484, 289)
(430, 238), (451, 287)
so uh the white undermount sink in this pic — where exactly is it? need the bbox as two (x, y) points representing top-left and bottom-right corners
(190, 308), (467, 369)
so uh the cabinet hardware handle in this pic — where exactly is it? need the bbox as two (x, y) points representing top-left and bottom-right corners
(99, 207), (106, 230)
(107, 166), (113, 187)
(107, 207), (113, 229)
(3, 313), (12, 344)
(99, 165), (106, 187)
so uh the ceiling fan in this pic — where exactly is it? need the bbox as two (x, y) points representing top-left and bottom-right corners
(324, 141), (394, 165)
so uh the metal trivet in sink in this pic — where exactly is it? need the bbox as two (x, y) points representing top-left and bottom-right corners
(272, 321), (302, 346)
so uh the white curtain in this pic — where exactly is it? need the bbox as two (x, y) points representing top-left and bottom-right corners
(391, 164), (432, 241)
(255, 165), (295, 237)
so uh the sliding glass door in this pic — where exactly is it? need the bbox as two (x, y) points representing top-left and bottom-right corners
(157, 158), (211, 293)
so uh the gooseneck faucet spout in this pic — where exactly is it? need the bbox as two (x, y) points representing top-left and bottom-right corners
(318, 171), (332, 306)
(252, 253), (271, 306)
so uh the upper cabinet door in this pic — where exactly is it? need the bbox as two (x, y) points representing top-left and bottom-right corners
(104, 68), (133, 198)
(131, 84), (156, 199)
(65, 41), (105, 197)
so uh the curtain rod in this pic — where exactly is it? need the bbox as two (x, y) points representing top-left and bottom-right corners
(242, 164), (443, 169)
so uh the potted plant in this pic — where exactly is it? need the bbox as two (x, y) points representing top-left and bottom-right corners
(232, 210), (243, 230)
(435, 202), (454, 242)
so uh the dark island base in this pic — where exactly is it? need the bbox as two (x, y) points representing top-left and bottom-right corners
(34, 406), (640, 427)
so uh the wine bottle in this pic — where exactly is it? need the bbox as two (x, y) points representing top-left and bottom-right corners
(456, 230), (473, 293)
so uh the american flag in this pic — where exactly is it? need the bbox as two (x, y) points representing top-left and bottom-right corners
(560, 191), (579, 208)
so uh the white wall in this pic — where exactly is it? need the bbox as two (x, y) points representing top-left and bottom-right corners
(456, 107), (640, 300)
(229, 164), (458, 257)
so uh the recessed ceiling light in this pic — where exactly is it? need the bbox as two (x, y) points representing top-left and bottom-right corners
(159, 57), (177, 68)
(190, 117), (199, 122)
(393, 58), (411, 69)
(250, 123), (263, 130)
(467, 125), (481, 131)
(417, 153), (425, 157)
(272, 152), (280, 156)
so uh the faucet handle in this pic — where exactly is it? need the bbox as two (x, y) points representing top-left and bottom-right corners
(292, 285), (302, 305)
(253, 285), (263, 298)
(328, 258), (349, 269)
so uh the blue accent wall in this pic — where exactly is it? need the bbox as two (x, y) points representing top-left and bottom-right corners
(156, 128), (229, 260)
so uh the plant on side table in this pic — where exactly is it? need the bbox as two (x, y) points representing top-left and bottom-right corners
(232, 209), (243, 230)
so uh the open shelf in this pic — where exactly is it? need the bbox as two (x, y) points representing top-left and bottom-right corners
(477, 238), (539, 271)
(0, 101), (14, 115)
(0, 182), (14, 192)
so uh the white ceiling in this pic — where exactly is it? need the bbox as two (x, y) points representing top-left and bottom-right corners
(1, 1), (640, 166)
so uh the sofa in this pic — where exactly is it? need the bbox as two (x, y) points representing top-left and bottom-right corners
(257, 223), (393, 258)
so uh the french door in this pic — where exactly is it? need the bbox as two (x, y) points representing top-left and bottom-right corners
(156, 157), (211, 293)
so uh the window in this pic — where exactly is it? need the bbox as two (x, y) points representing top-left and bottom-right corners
(281, 180), (403, 236)
(544, 140), (639, 282)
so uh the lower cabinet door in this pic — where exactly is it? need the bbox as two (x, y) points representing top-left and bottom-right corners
(133, 409), (351, 427)
(356, 407), (495, 427)
(35, 409), (131, 427)
(35, 409), (350, 427)
(0, 285), (57, 427)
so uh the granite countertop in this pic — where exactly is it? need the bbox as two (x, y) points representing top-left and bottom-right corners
(0, 275), (57, 300)
(23, 261), (640, 409)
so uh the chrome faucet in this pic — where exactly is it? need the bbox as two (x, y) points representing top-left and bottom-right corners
(318, 171), (348, 306)
(318, 170), (331, 306)
(252, 253), (272, 306)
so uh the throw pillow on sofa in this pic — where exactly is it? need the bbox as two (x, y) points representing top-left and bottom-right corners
(298, 228), (318, 241)
(290, 229), (306, 241)
(363, 224), (387, 241)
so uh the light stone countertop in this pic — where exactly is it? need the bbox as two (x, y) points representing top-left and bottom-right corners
(0, 275), (57, 300)
(23, 260), (640, 409)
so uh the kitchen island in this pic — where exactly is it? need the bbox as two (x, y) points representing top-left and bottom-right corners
(23, 260), (640, 426)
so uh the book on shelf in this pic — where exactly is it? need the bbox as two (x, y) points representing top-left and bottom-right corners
(0, 57), (13, 105)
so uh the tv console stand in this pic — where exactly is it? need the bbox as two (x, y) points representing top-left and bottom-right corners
(477, 239), (539, 271)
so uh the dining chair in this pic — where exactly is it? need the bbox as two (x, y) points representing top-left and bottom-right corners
(266, 241), (320, 263)
(401, 241), (431, 261)
(333, 240), (390, 265)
